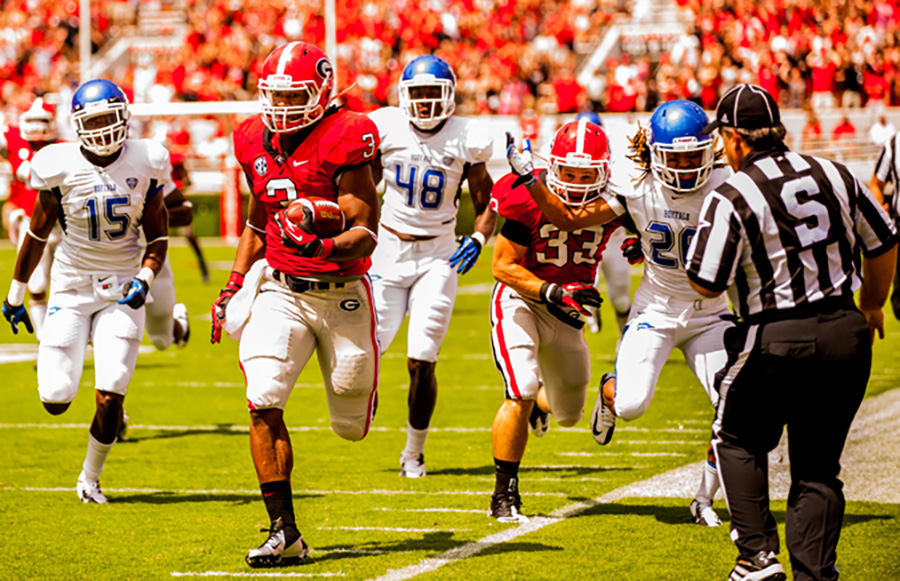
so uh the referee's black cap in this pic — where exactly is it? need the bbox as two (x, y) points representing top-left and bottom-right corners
(703, 84), (780, 133)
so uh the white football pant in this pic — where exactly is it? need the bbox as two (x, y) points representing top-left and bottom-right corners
(38, 283), (145, 404)
(370, 228), (458, 362)
(490, 283), (591, 427)
(612, 285), (732, 421)
(146, 257), (176, 350)
(239, 273), (379, 442)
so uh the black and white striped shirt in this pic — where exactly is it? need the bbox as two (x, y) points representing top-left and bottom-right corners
(874, 131), (899, 213)
(686, 145), (898, 319)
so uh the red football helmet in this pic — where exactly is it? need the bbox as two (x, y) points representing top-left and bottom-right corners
(548, 120), (610, 206)
(258, 42), (335, 133)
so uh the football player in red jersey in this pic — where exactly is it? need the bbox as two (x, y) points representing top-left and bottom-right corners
(488, 120), (622, 522)
(210, 42), (381, 568)
(0, 97), (61, 340)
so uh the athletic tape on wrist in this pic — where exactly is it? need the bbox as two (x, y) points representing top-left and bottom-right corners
(7, 279), (27, 306)
(246, 221), (265, 234)
(138, 267), (156, 287)
(471, 231), (486, 248)
(318, 237), (335, 259)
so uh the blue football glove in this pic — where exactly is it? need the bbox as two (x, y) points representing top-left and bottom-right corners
(118, 278), (150, 309)
(449, 235), (483, 275)
(3, 299), (34, 335)
(505, 132), (536, 186)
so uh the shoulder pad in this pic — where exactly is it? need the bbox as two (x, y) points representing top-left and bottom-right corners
(491, 172), (541, 223)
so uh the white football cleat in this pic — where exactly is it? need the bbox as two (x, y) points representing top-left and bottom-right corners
(591, 372), (617, 445)
(173, 303), (190, 348)
(399, 453), (426, 478)
(690, 498), (722, 527)
(246, 518), (309, 568)
(77, 473), (108, 504)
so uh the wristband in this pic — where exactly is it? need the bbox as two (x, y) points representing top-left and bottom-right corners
(26, 227), (48, 243)
(227, 271), (245, 289)
(318, 237), (335, 259)
(471, 231), (486, 249)
(539, 282), (561, 304)
(138, 267), (156, 287)
(7, 279), (27, 306)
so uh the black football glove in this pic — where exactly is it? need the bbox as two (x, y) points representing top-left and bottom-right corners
(621, 237), (644, 265)
(2, 299), (34, 335)
(118, 278), (150, 309)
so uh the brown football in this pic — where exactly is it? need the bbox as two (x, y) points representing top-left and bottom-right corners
(284, 196), (346, 239)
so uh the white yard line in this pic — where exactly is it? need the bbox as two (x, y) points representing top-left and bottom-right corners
(373, 508), (486, 514)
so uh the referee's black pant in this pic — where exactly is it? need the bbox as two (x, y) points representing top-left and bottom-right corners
(712, 298), (870, 581)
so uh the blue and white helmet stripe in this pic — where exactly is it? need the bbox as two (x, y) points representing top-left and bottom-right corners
(398, 55), (456, 130)
(70, 79), (130, 156)
(648, 100), (715, 193)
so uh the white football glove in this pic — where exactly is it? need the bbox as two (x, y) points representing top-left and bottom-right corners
(505, 132), (536, 186)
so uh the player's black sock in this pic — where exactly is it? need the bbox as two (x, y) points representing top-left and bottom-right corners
(260, 480), (297, 537)
(493, 458), (520, 496)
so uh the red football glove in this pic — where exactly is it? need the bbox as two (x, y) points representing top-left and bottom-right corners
(621, 237), (643, 265)
(211, 271), (244, 344)
(540, 282), (603, 317)
(273, 208), (334, 258)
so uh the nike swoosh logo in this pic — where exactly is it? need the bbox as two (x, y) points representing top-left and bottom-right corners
(292, 160), (309, 167)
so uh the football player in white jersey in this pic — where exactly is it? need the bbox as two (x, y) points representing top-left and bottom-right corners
(368, 55), (496, 478)
(2, 79), (170, 504)
(518, 100), (735, 526)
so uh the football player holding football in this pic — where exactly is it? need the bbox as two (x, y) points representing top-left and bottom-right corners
(367, 55), (496, 478)
(489, 119), (619, 522)
(2, 79), (169, 504)
(518, 100), (735, 527)
(1, 97), (62, 340)
(210, 42), (381, 568)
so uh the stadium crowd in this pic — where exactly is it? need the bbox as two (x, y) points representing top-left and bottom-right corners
(0, 0), (899, 125)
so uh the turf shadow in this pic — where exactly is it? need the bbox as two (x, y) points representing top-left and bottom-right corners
(121, 424), (246, 443)
(109, 491), (324, 505)
(310, 531), (464, 563)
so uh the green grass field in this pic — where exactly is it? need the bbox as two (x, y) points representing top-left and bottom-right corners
(1, 244), (898, 580)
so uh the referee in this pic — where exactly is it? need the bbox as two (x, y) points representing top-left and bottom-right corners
(686, 84), (897, 581)
(870, 130), (900, 319)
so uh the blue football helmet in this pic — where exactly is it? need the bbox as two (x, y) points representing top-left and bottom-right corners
(648, 100), (715, 193)
(398, 55), (456, 130)
(576, 111), (603, 127)
(70, 79), (130, 156)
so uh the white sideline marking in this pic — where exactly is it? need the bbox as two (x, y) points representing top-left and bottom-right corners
(373, 508), (485, 514)
(3, 486), (566, 497)
(171, 572), (343, 578)
(320, 527), (468, 533)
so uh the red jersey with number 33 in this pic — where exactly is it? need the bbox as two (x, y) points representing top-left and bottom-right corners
(234, 107), (380, 277)
(490, 170), (620, 285)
